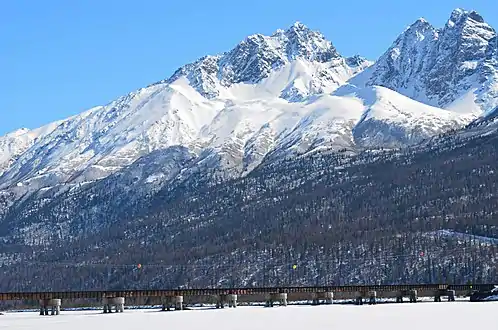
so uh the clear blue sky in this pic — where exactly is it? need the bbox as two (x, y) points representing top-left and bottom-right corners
(1, 0), (497, 135)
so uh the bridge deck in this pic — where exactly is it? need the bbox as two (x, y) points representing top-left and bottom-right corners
(0, 284), (493, 300)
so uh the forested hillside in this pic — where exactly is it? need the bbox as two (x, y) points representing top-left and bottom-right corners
(1, 124), (497, 290)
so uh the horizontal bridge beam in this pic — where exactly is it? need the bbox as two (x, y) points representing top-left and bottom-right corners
(0, 284), (493, 301)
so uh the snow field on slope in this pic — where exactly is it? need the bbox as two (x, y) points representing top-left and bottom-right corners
(1, 302), (495, 330)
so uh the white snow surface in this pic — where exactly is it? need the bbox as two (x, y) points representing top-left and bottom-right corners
(1, 303), (497, 330)
(0, 122), (60, 177)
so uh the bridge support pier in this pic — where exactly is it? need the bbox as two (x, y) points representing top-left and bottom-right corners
(161, 297), (170, 311)
(311, 292), (334, 305)
(355, 292), (363, 305)
(434, 290), (455, 302)
(368, 291), (377, 305)
(174, 296), (183, 310)
(217, 294), (237, 308)
(409, 289), (418, 303)
(397, 289), (418, 303)
(325, 292), (334, 304)
(39, 299), (61, 316)
(161, 296), (183, 311)
(265, 293), (287, 307)
(447, 290), (456, 302)
(229, 294), (238, 308)
(311, 293), (319, 306)
(103, 297), (124, 313)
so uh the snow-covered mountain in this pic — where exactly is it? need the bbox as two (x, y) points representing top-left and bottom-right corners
(0, 15), (487, 194)
(350, 8), (498, 115)
(3, 9), (498, 292)
(156, 22), (371, 101)
(0, 124), (59, 178)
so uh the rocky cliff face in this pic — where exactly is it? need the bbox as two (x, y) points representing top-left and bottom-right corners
(162, 22), (369, 100)
(351, 9), (498, 114)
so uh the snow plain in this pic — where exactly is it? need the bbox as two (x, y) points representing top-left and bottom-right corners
(1, 302), (495, 330)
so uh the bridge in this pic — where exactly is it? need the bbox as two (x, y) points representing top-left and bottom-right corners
(1, 283), (494, 316)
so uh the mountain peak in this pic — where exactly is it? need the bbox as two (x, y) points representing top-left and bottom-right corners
(401, 17), (436, 40)
(412, 17), (429, 25)
(353, 7), (498, 114)
(287, 21), (310, 32)
(160, 20), (354, 98)
(346, 55), (372, 68)
(447, 8), (486, 28)
(449, 8), (467, 22)
(7, 128), (30, 137)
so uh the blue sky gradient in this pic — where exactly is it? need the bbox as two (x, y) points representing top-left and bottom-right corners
(2, 0), (497, 135)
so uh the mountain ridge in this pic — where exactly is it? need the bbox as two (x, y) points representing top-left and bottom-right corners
(1, 13), (485, 195)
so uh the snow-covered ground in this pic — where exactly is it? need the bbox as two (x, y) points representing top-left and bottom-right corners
(1, 302), (495, 330)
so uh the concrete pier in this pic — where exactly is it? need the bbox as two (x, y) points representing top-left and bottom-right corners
(368, 291), (377, 305)
(174, 296), (183, 310)
(409, 289), (418, 303)
(434, 290), (455, 302)
(311, 292), (334, 305)
(161, 297), (170, 311)
(325, 292), (334, 304)
(265, 293), (288, 307)
(355, 292), (363, 305)
(216, 294), (237, 308)
(396, 289), (418, 303)
(161, 296), (183, 311)
(227, 294), (238, 308)
(103, 297), (124, 313)
(216, 295), (225, 309)
(39, 299), (61, 316)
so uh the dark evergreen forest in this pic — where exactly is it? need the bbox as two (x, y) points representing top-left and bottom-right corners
(1, 127), (497, 291)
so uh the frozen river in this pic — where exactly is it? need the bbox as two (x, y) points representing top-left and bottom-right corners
(1, 302), (495, 330)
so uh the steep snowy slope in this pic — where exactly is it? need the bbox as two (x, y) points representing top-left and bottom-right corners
(0, 84), (223, 190)
(0, 123), (60, 177)
(336, 85), (475, 147)
(0, 129), (32, 177)
(350, 8), (498, 115)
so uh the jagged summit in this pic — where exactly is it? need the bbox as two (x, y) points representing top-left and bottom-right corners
(447, 8), (485, 26)
(346, 55), (371, 68)
(415, 17), (428, 24)
(350, 8), (498, 114)
(399, 17), (437, 45)
(289, 21), (308, 30)
(406, 17), (433, 31)
(157, 21), (360, 99)
(281, 21), (339, 62)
